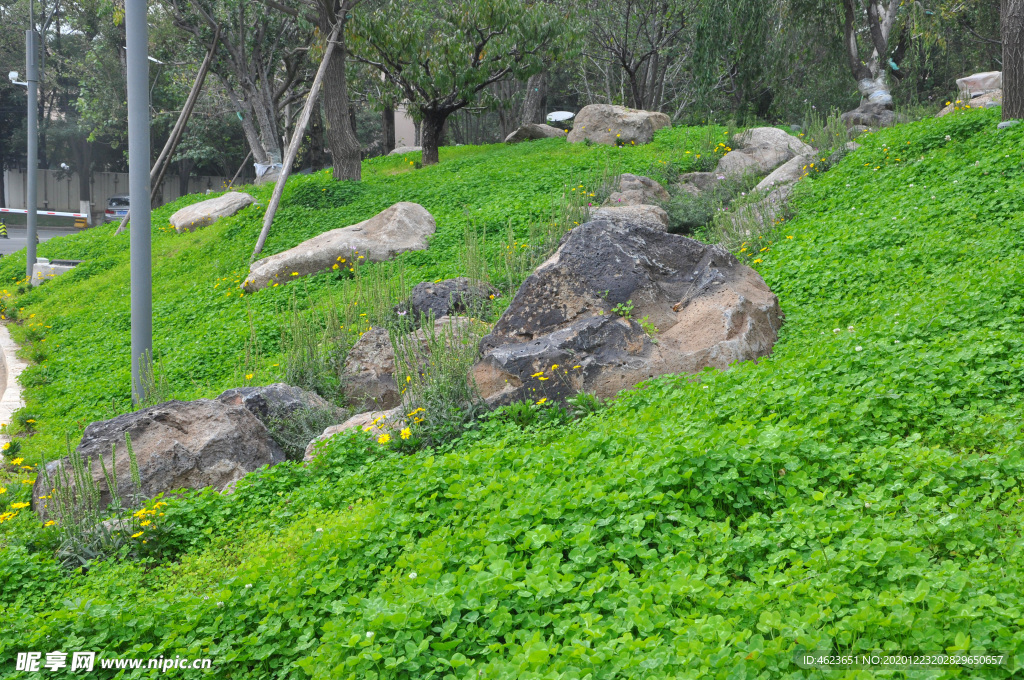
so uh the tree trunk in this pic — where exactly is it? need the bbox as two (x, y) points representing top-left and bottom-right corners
(382, 106), (396, 153)
(420, 111), (448, 165)
(520, 71), (546, 125)
(322, 31), (362, 181)
(178, 158), (195, 197)
(0, 169), (5, 208)
(1004, 0), (1024, 119)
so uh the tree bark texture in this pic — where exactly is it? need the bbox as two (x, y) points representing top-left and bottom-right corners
(321, 38), (361, 180)
(1004, 0), (1024, 119)
(521, 71), (546, 125)
(382, 106), (396, 153)
(420, 111), (447, 165)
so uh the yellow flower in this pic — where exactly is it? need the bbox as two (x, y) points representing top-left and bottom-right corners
(131, 531), (144, 538)
(332, 264), (339, 270)
(246, 373), (254, 380)
(753, 258), (763, 264)
(538, 377), (549, 381)
(1, 442), (7, 450)
(10, 458), (23, 466)
(11, 502), (29, 509)
(0, 487), (5, 494)
(378, 433), (391, 445)
(400, 428), (411, 440)
(530, 371), (544, 378)
(140, 520), (152, 527)
(407, 407), (425, 416)
(551, 364), (559, 370)
(44, 520), (55, 527)
(406, 375), (412, 383)
(536, 398), (547, 405)
(25, 420), (35, 424)
(291, 272), (299, 276)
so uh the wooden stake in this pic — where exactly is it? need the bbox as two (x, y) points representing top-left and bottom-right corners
(115, 26), (220, 236)
(251, 19), (343, 259)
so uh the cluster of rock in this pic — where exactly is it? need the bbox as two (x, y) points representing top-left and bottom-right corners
(504, 104), (670, 147)
(936, 71), (1003, 118)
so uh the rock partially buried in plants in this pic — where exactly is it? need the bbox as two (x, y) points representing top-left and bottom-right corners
(216, 382), (342, 422)
(566, 105), (669, 146)
(242, 202), (435, 292)
(473, 219), (781, 405)
(678, 172), (723, 192)
(754, 154), (814, 193)
(406, 277), (499, 323)
(935, 90), (1001, 117)
(303, 406), (405, 461)
(841, 101), (896, 128)
(388, 146), (422, 155)
(169, 191), (255, 233)
(590, 205), (669, 232)
(341, 316), (480, 412)
(716, 127), (814, 179)
(32, 399), (285, 519)
(504, 123), (568, 143)
(604, 174), (671, 206)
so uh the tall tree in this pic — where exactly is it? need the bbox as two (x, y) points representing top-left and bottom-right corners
(350, 0), (565, 165)
(167, 0), (312, 168)
(838, 0), (905, 105)
(1004, 0), (1024, 119)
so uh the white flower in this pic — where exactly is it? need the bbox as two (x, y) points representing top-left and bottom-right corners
(833, 328), (841, 333)
(865, 502), (871, 508)
(316, 527), (323, 532)
(217, 601), (224, 607)
(409, 572), (417, 579)
(855, 346), (863, 352)
(945, 135), (951, 141)
(702, 385), (709, 389)
(847, 325), (854, 331)
(366, 631), (374, 639)
(245, 584), (253, 588)
(894, 340), (900, 344)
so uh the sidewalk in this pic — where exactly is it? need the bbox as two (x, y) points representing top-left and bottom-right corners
(0, 323), (26, 462)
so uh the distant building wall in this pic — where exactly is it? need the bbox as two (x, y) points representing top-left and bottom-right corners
(3, 169), (232, 223)
(395, 103), (416, 147)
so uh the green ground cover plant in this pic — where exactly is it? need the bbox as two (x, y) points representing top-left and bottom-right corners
(3, 109), (1024, 677)
(0, 128), (710, 465)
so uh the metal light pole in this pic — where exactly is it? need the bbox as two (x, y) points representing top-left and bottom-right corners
(24, 0), (39, 281)
(126, 0), (152, 404)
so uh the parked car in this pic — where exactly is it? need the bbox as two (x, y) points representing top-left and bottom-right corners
(104, 195), (130, 223)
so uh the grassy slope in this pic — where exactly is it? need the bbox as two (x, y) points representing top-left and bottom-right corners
(3, 110), (1024, 678)
(0, 129), (709, 461)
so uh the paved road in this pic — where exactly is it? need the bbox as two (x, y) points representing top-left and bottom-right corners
(0, 226), (87, 256)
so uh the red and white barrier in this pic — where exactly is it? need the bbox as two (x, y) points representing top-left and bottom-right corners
(0, 207), (88, 219)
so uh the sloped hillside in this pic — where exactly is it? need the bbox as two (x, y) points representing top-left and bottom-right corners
(3, 109), (1024, 678)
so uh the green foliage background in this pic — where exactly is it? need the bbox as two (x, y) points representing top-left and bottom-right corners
(3, 110), (1024, 677)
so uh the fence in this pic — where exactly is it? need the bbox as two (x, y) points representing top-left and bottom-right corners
(2, 169), (233, 224)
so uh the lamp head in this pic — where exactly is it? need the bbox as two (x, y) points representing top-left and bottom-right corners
(8, 71), (19, 83)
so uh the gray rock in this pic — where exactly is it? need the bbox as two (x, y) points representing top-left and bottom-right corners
(407, 277), (498, 322)
(754, 154), (813, 193)
(590, 205), (669, 232)
(33, 399), (284, 518)
(566, 105), (669, 146)
(716, 127), (814, 179)
(997, 120), (1019, 129)
(342, 316), (479, 412)
(388, 146), (422, 155)
(216, 383), (343, 423)
(304, 407), (404, 461)
(341, 328), (400, 411)
(243, 202), (435, 292)
(679, 172), (724, 192)
(474, 220), (781, 404)
(504, 123), (568, 143)
(841, 102), (895, 128)
(170, 191), (255, 233)
(985, 101), (1002, 109)
(957, 71), (1001, 96)
(605, 174), (671, 206)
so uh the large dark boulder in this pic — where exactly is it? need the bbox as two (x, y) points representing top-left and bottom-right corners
(33, 399), (284, 517)
(840, 102), (896, 128)
(216, 383), (342, 423)
(473, 219), (782, 404)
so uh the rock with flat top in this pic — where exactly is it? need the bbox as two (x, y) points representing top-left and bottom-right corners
(716, 127), (814, 178)
(590, 205), (669, 232)
(243, 202), (435, 292)
(505, 123), (568, 143)
(567, 105), (670, 146)
(170, 191), (254, 233)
